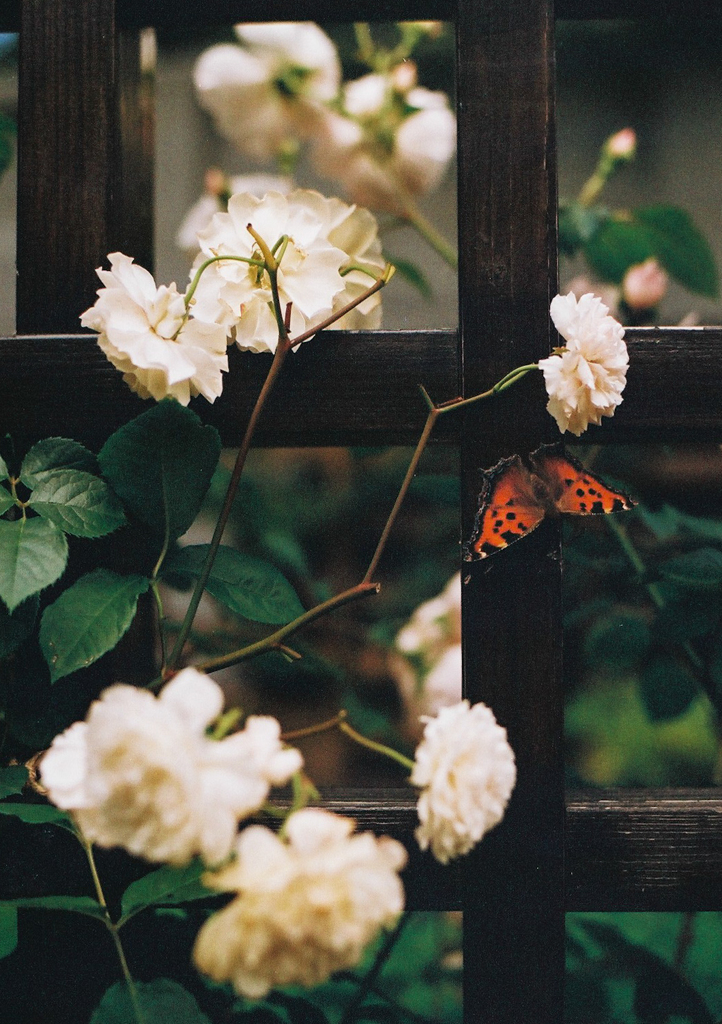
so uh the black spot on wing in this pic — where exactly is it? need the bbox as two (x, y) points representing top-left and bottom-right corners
(612, 498), (625, 512)
(591, 501), (604, 514)
(506, 512), (516, 520)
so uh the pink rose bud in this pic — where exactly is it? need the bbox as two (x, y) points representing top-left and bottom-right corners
(391, 60), (418, 93)
(204, 167), (227, 197)
(622, 258), (668, 310)
(606, 128), (637, 161)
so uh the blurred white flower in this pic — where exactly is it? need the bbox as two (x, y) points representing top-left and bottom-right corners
(176, 173), (294, 254)
(564, 274), (620, 315)
(40, 668), (302, 866)
(411, 700), (516, 864)
(190, 189), (384, 349)
(391, 574), (462, 736)
(313, 74), (456, 216)
(194, 23), (339, 162)
(538, 292), (628, 436)
(622, 257), (668, 310)
(193, 808), (407, 998)
(80, 253), (228, 405)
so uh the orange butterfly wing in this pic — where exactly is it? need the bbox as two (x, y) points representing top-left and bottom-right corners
(529, 445), (636, 516)
(464, 454), (546, 560)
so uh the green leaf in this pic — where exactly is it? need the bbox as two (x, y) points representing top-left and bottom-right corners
(39, 569), (150, 683)
(90, 979), (212, 1024)
(28, 469), (126, 538)
(0, 594), (38, 658)
(584, 217), (656, 284)
(120, 860), (213, 919)
(163, 545), (304, 625)
(385, 255), (432, 298)
(582, 613), (650, 672)
(0, 454), (8, 481)
(636, 205), (719, 298)
(558, 201), (607, 256)
(0, 907), (17, 959)
(0, 517), (68, 612)
(0, 896), (105, 920)
(99, 400), (221, 541)
(20, 437), (98, 489)
(639, 655), (700, 722)
(267, 992), (330, 1024)
(658, 548), (722, 591)
(0, 483), (12, 515)
(0, 765), (28, 799)
(0, 802), (75, 830)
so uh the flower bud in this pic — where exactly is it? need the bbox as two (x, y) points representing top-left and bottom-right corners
(605, 127), (636, 162)
(391, 60), (417, 93)
(622, 258), (668, 310)
(204, 167), (227, 196)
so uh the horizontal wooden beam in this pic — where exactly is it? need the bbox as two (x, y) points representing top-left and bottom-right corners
(566, 789), (722, 911)
(2, 327), (721, 447)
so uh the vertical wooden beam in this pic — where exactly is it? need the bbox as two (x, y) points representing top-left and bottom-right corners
(456, 1), (563, 1021)
(16, 0), (154, 334)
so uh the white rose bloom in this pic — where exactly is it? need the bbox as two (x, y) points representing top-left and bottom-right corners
(80, 253), (228, 405)
(392, 575), (462, 736)
(176, 174), (294, 254)
(313, 78), (456, 216)
(194, 23), (339, 162)
(538, 292), (628, 436)
(190, 189), (384, 349)
(193, 809), (407, 998)
(411, 700), (516, 864)
(40, 668), (302, 866)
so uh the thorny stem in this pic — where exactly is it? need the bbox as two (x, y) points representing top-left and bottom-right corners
(281, 709), (348, 742)
(196, 583), (380, 674)
(363, 365), (538, 583)
(287, 266), (394, 349)
(340, 913), (412, 1024)
(82, 838), (146, 1024)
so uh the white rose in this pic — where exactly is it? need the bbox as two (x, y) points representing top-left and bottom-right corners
(80, 253), (228, 405)
(411, 700), (516, 864)
(193, 809), (407, 998)
(538, 291), (628, 436)
(190, 189), (384, 349)
(176, 174), (294, 254)
(40, 668), (302, 866)
(194, 23), (339, 162)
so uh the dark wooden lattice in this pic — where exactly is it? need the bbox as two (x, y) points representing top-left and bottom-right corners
(1, 2), (722, 1021)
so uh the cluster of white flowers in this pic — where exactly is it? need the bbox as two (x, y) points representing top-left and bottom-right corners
(411, 699), (517, 865)
(391, 573), (462, 737)
(40, 668), (302, 866)
(82, 188), (386, 404)
(191, 23), (456, 219)
(193, 809), (407, 998)
(539, 291), (629, 436)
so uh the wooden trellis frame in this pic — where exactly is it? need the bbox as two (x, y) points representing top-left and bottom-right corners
(1, 1), (722, 1021)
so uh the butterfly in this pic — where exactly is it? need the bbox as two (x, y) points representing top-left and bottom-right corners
(464, 444), (636, 560)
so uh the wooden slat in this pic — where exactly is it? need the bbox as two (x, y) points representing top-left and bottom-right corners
(456, 1), (564, 1021)
(566, 790), (722, 911)
(3, 328), (721, 447)
(16, 1), (153, 333)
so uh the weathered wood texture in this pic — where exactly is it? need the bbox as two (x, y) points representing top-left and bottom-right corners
(456, 1), (564, 1021)
(567, 790), (722, 911)
(2, 328), (721, 447)
(16, 1), (153, 333)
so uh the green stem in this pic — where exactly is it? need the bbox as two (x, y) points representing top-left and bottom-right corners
(402, 205), (458, 270)
(82, 838), (146, 1024)
(354, 22), (377, 68)
(149, 581), (167, 674)
(196, 582), (380, 674)
(363, 405), (438, 583)
(184, 254), (264, 309)
(166, 338), (289, 673)
(340, 914), (412, 1024)
(338, 720), (415, 772)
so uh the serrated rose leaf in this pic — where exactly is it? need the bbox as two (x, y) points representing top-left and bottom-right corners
(90, 979), (212, 1024)
(0, 907), (17, 960)
(163, 545), (305, 624)
(0, 896), (105, 919)
(28, 469), (126, 538)
(98, 400), (220, 541)
(120, 860), (212, 919)
(0, 803), (75, 830)
(0, 766), (28, 799)
(0, 454), (8, 481)
(20, 437), (98, 489)
(0, 518), (68, 612)
(39, 569), (150, 682)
